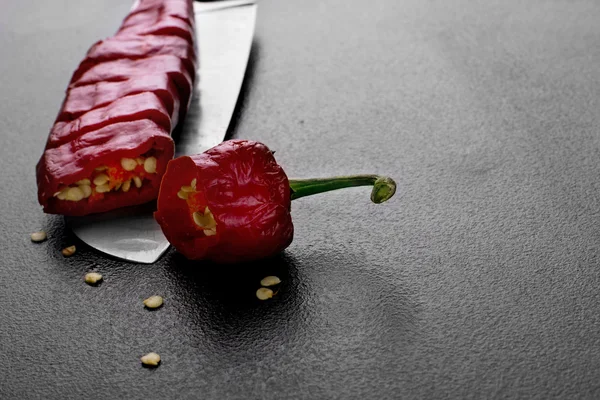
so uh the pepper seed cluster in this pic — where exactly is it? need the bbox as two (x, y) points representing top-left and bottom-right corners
(53, 156), (157, 202)
(177, 178), (218, 237)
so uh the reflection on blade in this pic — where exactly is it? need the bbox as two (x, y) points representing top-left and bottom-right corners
(176, 4), (257, 156)
(68, 1), (257, 264)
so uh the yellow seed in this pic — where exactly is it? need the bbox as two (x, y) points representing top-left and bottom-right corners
(95, 184), (110, 193)
(136, 157), (145, 165)
(260, 276), (281, 287)
(190, 178), (197, 189)
(143, 296), (164, 309)
(80, 185), (92, 198)
(85, 272), (103, 285)
(76, 178), (91, 186)
(133, 176), (142, 188)
(121, 157), (137, 171)
(114, 182), (122, 191)
(141, 352), (161, 367)
(30, 231), (47, 242)
(192, 210), (216, 229)
(205, 207), (216, 228)
(203, 228), (217, 236)
(177, 190), (189, 200)
(93, 173), (109, 186)
(122, 180), (131, 192)
(62, 245), (76, 257)
(256, 287), (274, 300)
(56, 188), (68, 200)
(180, 185), (194, 192)
(94, 165), (107, 171)
(143, 156), (157, 173)
(66, 187), (85, 201)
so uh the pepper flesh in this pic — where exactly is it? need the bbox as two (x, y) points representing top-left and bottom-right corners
(36, 0), (195, 216)
(154, 140), (294, 263)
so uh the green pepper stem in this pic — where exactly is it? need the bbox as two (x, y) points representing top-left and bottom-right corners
(289, 175), (396, 204)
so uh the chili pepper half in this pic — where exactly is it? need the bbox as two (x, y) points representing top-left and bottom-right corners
(154, 140), (397, 263)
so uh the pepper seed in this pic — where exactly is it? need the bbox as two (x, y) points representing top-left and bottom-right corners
(81, 185), (92, 198)
(30, 231), (47, 242)
(133, 176), (142, 188)
(143, 157), (157, 174)
(193, 207), (217, 230)
(85, 272), (103, 285)
(260, 276), (281, 287)
(93, 173), (109, 186)
(256, 288), (274, 300)
(177, 190), (189, 200)
(76, 178), (91, 186)
(143, 295), (164, 309)
(62, 245), (76, 257)
(180, 185), (194, 193)
(66, 187), (85, 201)
(141, 352), (161, 367)
(122, 180), (131, 192)
(121, 157), (137, 171)
(95, 184), (110, 193)
(56, 188), (68, 200)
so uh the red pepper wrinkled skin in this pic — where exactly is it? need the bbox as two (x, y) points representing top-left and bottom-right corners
(154, 140), (294, 263)
(36, 0), (195, 216)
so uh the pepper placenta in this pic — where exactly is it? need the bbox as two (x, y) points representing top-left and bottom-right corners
(154, 140), (397, 263)
(36, 0), (196, 216)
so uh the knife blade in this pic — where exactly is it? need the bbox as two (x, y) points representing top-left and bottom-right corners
(67, 0), (257, 264)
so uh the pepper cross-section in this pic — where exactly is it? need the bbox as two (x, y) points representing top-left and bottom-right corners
(36, 0), (196, 216)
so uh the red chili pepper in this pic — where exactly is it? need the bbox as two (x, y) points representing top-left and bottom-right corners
(36, 0), (195, 216)
(154, 140), (397, 263)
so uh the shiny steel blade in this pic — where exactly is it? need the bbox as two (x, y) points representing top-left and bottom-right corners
(68, 1), (257, 264)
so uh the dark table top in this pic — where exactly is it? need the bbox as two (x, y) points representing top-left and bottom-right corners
(2, 0), (600, 398)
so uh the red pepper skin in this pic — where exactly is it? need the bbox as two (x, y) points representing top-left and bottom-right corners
(154, 140), (294, 263)
(71, 54), (194, 87)
(37, 120), (173, 216)
(68, 55), (193, 117)
(48, 92), (172, 149)
(118, 16), (195, 45)
(74, 35), (196, 82)
(57, 75), (180, 123)
(124, 0), (195, 29)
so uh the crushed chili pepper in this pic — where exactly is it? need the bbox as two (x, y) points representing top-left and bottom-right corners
(154, 140), (397, 263)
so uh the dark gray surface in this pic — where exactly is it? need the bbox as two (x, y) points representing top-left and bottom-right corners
(2, 0), (600, 398)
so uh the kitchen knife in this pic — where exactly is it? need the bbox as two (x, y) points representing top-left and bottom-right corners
(67, 0), (257, 264)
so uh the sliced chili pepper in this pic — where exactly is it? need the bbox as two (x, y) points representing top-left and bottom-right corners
(68, 55), (193, 117)
(57, 75), (180, 123)
(36, 0), (195, 216)
(154, 140), (397, 263)
(71, 54), (194, 86)
(48, 92), (172, 149)
(37, 119), (174, 216)
(74, 35), (196, 82)
(117, 16), (195, 44)
(125, 0), (195, 29)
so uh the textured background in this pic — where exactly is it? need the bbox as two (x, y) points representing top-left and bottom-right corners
(2, 0), (600, 398)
